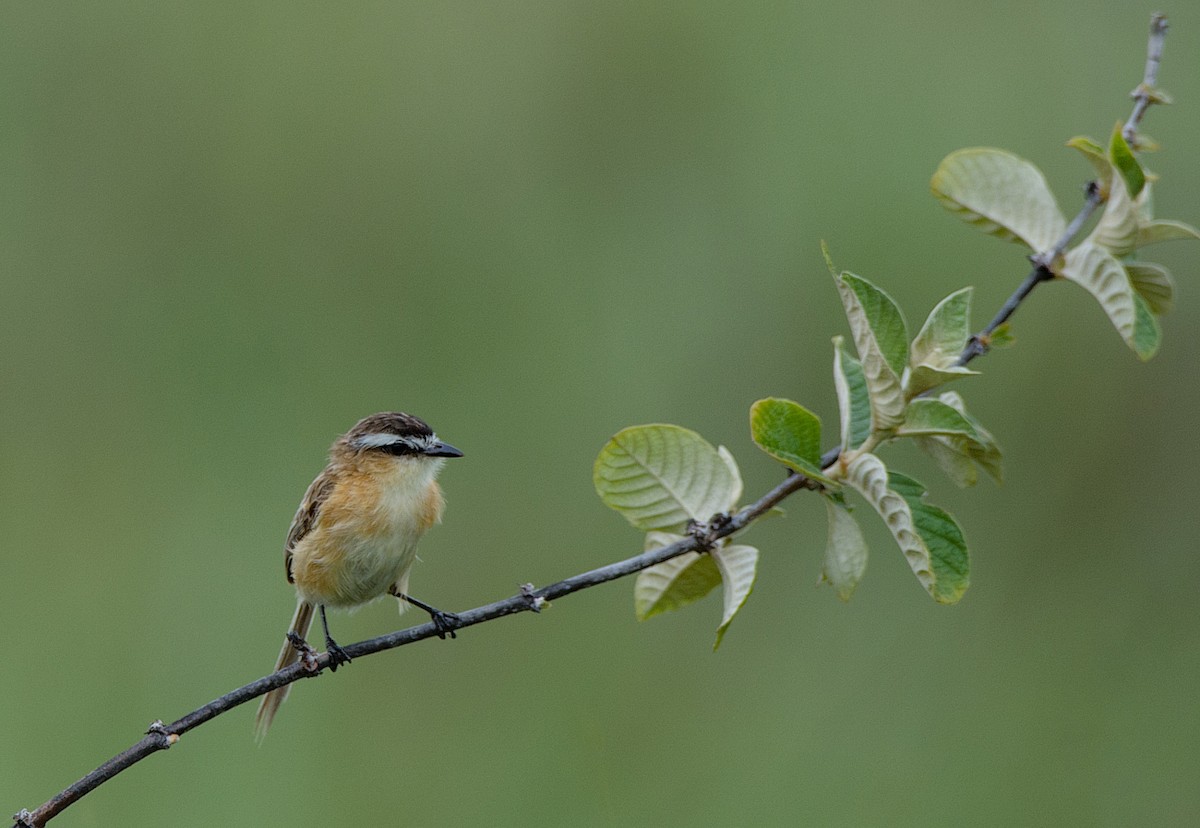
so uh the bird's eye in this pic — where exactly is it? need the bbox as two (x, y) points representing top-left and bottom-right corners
(379, 441), (419, 456)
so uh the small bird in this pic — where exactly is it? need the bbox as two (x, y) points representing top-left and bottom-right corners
(254, 412), (463, 740)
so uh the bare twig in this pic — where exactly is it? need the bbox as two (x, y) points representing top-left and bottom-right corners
(1124, 13), (1170, 144)
(11, 13), (1173, 828)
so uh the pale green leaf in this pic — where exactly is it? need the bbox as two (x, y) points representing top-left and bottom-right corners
(712, 544), (758, 649)
(914, 435), (979, 487)
(833, 337), (871, 452)
(635, 553), (721, 621)
(844, 453), (934, 598)
(594, 425), (742, 531)
(821, 497), (868, 601)
(899, 398), (1001, 486)
(1061, 241), (1160, 360)
(1132, 131), (1161, 153)
(1135, 180), (1155, 223)
(717, 445), (744, 509)
(910, 287), (972, 371)
(916, 431), (1004, 487)
(1136, 219), (1200, 248)
(934, 391), (1003, 483)
(1109, 123), (1146, 199)
(1125, 261), (1175, 315)
(931, 148), (1067, 252)
(896, 398), (981, 440)
(1066, 136), (1112, 188)
(635, 532), (719, 621)
(906, 364), (978, 398)
(1089, 162), (1139, 257)
(834, 272), (907, 430)
(887, 473), (970, 604)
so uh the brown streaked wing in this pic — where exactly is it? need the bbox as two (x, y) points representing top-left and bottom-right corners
(284, 470), (336, 583)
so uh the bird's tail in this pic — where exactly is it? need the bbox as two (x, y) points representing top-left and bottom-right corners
(254, 599), (315, 743)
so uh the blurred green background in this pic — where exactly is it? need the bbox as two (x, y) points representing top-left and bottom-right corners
(4, 2), (1199, 826)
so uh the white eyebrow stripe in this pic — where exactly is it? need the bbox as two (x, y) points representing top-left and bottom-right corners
(351, 432), (436, 451)
(353, 433), (407, 449)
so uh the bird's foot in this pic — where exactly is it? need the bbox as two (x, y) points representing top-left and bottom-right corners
(324, 637), (352, 672)
(429, 610), (460, 640)
(391, 590), (461, 640)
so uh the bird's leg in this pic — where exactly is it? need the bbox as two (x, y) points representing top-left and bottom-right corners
(318, 604), (352, 671)
(389, 587), (460, 639)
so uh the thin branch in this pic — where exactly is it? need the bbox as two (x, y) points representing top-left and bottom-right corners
(954, 180), (1104, 366)
(1124, 13), (1170, 144)
(957, 11), (1166, 367)
(12, 13), (1173, 828)
(12, 472), (818, 828)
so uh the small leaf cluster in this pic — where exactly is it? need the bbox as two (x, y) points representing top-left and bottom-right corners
(931, 125), (1198, 360)
(593, 425), (755, 649)
(592, 104), (1195, 647)
(759, 251), (986, 606)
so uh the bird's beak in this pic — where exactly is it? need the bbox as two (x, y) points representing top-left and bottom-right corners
(424, 441), (463, 458)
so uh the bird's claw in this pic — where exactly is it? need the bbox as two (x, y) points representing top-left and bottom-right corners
(430, 610), (460, 640)
(324, 638), (352, 672)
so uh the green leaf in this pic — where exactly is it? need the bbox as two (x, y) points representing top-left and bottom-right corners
(1061, 241), (1160, 360)
(845, 457), (970, 604)
(1125, 261), (1175, 315)
(838, 274), (908, 376)
(594, 425), (743, 531)
(749, 398), (835, 484)
(832, 337), (871, 452)
(1136, 219), (1200, 248)
(750, 397), (820, 466)
(821, 496), (868, 602)
(886, 473), (970, 605)
(987, 322), (1016, 349)
(1109, 123), (1146, 199)
(820, 240), (839, 278)
(1066, 136), (1112, 188)
(931, 147), (1067, 252)
(844, 453), (934, 599)
(712, 544), (758, 650)
(1089, 161), (1138, 257)
(834, 272), (907, 430)
(1131, 292), (1161, 360)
